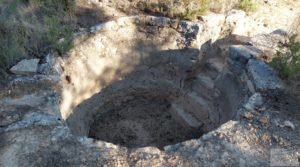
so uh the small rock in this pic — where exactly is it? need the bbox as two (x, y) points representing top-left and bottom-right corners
(10, 59), (40, 75)
(283, 120), (295, 130)
(261, 134), (272, 143)
(38, 54), (63, 75)
(244, 93), (263, 111)
(147, 16), (170, 27)
(243, 112), (254, 120)
(260, 116), (269, 125)
(273, 119), (281, 127)
(229, 45), (253, 65)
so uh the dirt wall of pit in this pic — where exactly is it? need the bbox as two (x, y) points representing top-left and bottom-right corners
(60, 16), (250, 141)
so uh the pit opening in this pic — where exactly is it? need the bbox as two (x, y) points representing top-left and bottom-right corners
(61, 17), (247, 149)
(65, 67), (243, 149)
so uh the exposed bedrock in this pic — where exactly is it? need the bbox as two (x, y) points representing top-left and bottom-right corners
(0, 14), (290, 166)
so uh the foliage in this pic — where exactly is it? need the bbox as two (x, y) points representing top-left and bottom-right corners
(0, 0), (26, 75)
(0, 0), (76, 75)
(140, 0), (210, 20)
(270, 35), (300, 79)
(181, 0), (210, 20)
(46, 17), (74, 55)
(238, 0), (257, 13)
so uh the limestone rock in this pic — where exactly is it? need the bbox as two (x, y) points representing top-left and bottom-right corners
(226, 10), (246, 22)
(38, 54), (63, 75)
(247, 59), (284, 94)
(147, 16), (171, 27)
(200, 13), (226, 28)
(227, 45), (262, 76)
(225, 10), (251, 35)
(10, 59), (40, 75)
(229, 45), (264, 64)
(4, 112), (61, 132)
(244, 93), (264, 111)
(200, 13), (225, 42)
(283, 120), (295, 130)
(0, 75), (60, 99)
(250, 31), (289, 57)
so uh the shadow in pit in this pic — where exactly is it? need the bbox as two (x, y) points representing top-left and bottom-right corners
(65, 45), (203, 149)
(63, 9), (254, 149)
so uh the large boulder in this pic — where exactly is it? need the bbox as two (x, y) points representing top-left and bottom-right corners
(250, 30), (290, 59)
(229, 45), (264, 64)
(247, 59), (284, 95)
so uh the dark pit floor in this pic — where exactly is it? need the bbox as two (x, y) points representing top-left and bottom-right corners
(88, 99), (203, 148)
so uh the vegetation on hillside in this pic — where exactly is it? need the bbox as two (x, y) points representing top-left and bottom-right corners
(169, 0), (210, 20)
(0, 0), (76, 75)
(134, 0), (210, 20)
(128, 0), (257, 20)
(271, 35), (300, 79)
(238, 0), (257, 13)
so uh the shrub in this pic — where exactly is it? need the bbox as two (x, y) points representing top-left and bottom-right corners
(46, 16), (74, 55)
(270, 35), (300, 79)
(137, 0), (210, 20)
(181, 0), (210, 20)
(0, 0), (26, 75)
(198, 0), (210, 15)
(238, 0), (257, 13)
(0, 0), (76, 75)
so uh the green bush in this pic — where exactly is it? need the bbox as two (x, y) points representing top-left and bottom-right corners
(181, 0), (210, 20)
(270, 35), (300, 79)
(238, 0), (257, 13)
(0, 0), (76, 75)
(46, 16), (74, 55)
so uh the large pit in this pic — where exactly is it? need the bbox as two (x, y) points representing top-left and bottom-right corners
(60, 16), (247, 149)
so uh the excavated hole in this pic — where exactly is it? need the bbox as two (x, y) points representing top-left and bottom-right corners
(65, 71), (242, 149)
(64, 65), (243, 149)
(63, 53), (243, 149)
(62, 20), (245, 149)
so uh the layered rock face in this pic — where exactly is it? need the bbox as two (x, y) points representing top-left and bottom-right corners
(0, 10), (299, 167)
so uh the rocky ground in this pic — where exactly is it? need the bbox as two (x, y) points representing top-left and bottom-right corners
(0, 0), (300, 166)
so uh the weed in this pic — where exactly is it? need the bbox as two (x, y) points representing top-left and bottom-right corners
(46, 16), (74, 55)
(139, 0), (210, 20)
(198, 0), (210, 15)
(238, 0), (257, 13)
(270, 35), (300, 79)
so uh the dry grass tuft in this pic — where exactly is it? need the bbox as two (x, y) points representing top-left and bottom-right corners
(238, 0), (258, 13)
